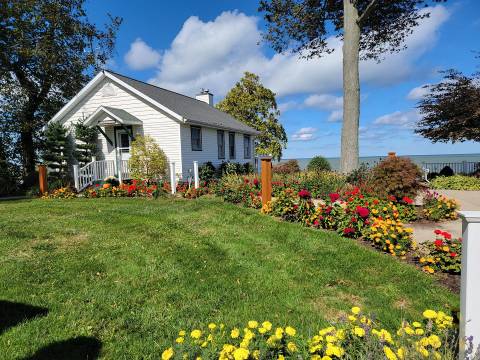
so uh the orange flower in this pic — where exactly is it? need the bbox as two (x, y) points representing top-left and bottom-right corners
(103, 183), (111, 189)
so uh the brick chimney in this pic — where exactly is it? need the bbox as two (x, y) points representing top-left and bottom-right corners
(196, 89), (213, 106)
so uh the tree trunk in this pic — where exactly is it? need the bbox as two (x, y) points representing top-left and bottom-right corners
(20, 129), (36, 188)
(340, 0), (361, 174)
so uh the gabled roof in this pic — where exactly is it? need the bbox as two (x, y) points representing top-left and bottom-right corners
(84, 106), (142, 127)
(105, 71), (259, 135)
(49, 70), (259, 135)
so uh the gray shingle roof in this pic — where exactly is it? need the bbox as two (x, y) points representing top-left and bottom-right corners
(106, 71), (259, 135)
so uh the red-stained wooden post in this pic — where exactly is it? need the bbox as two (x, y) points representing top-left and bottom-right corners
(38, 165), (48, 195)
(260, 156), (272, 206)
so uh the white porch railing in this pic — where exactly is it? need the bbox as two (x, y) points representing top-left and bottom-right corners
(73, 159), (130, 191)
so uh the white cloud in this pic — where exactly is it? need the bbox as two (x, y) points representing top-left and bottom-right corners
(407, 84), (430, 100)
(147, 6), (449, 98)
(328, 110), (343, 122)
(124, 38), (162, 70)
(278, 101), (298, 113)
(292, 127), (318, 141)
(304, 94), (343, 110)
(374, 109), (421, 128)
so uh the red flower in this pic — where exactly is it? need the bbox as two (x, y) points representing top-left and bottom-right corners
(373, 199), (379, 205)
(443, 232), (452, 240)
(253, 178), (259, 187)
(388, 195), (396, 201)
(434, 229), (442, 235)
(298, 189), (311, 199)
(356, 206), (370, 219)
(450, 252), (458, 258)
(313, 219), (319, 226)
(329, 193), (340, 202)
(351, 217), (357, 223)
(402, 196), (414, 204)
(325, 206), (333, 214)
(244, 178), (249, 184)
(343, 227), (355, 235)
(434, 239), (443, 247)
(95, 184), (100, 187)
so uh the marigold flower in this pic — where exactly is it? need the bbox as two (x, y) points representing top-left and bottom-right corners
(161, 347), (174, 360)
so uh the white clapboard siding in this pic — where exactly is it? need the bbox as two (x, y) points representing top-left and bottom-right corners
(60, 79), (183, 176)
(180, 124), (255, 179)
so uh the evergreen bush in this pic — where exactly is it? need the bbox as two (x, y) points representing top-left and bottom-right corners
(43, 122), (70, 185)
(307, 156), (331, 172)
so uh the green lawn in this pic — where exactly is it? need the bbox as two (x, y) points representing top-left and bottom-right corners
(0, 197), (458, 359)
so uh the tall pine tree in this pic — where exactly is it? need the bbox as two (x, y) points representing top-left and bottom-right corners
(43, 122), (70, 184)
(74, 121), (98, 167)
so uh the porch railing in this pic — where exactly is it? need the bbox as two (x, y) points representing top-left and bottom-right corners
(422, 161), (480, 175)
(73, 159), (130, 191)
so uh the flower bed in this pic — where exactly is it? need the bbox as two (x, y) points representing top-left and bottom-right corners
(161, 307), (457, 360)
(418, 231), (462, 275)
(422, 191), (458, 221)
(82, 180), (161, 198)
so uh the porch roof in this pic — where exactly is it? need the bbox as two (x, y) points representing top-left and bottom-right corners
(84, 106), (143, 127)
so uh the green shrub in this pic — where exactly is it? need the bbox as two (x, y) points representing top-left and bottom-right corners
(272, 159), (300, 174)
(430, 175), (480, 190)
(346, 163), (373, 186)
(217, 161), (252, 176)
(307, 155), (331, 172)
(371, 156), (423, 199)
(129, 136), (167, 181)
(199, 161), (216, 181)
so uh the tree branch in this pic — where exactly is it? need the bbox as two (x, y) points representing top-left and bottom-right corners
(357, 0), (378, 25)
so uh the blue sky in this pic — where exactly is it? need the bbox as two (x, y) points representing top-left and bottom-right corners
(86, 0), (480, 159)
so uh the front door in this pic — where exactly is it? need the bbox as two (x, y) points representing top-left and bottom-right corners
(116, 129), (131, 161)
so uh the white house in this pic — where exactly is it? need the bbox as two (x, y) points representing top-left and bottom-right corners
(48, 70), (259, 189)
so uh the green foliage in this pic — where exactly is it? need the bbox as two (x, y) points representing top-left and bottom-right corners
(272, 171), (346, 199)
(199, 161), (216, 181)
(430, 175), (480, 191)
(416, 68), (480, 143)
(307, 156), (331, 172)
(371, 156), (423, 199)
(0, 0), (121, 185)
(74, 121), (98, 166)
(217, 161), (254, 176)
(42, 122), (71, 184)
(346, 163), (373, 186)
(272, 159), (300, 174)
(129, 135), (167, 181)
(216, 72), (287, 160)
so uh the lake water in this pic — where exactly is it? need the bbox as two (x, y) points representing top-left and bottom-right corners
(280, 154), (480, 171)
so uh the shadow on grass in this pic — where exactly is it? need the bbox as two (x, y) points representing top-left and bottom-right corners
(23, 336), (102, 360)
(0, 300), (48, 335)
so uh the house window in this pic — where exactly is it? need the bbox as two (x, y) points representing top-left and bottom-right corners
(217, 130), (225, 159)
(229, 132), (235, 159)
(191, 126), (202, 151)
(243, 135), (251, 159)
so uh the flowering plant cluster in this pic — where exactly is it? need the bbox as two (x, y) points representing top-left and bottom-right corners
(160, 307), (457, 360)
(422, 191), (458, 221)
(82, 180), (161, 198)
(418, 230), (462, 274)
(41, 187), (77, 199)
(216, 175), (262, 209)
(364, 218), (415, 258)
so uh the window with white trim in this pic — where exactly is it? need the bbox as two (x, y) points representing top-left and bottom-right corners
(191, 126), (202, 151)
(243, 135), (251, 159)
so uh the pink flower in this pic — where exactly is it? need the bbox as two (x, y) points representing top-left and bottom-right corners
(329, 193), (340, 203)
(298, 189), (311, 199)
(356, 206), (370, 219)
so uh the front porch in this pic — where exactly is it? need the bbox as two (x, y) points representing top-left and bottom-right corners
(73, 105), (141, 190)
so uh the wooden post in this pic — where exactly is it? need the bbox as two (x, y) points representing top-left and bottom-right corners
(38, 165), (48, 195)
(260, 156), (272, 206)
(458, 211), (480, 358)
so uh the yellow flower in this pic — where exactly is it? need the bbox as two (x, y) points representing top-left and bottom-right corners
(423, 310), (437, 319)
(384, 346), (398, 360)
(287, 341), (297, 352)
(258, 327), (267, 334)
(248, 320), (258, 329)
(353, 327), (365, 337)
(175, 337), (184, 343)
(428, 334), (442, 349)
(231, 328), (240, 339)
(415, 328), (425, 336)
(285, 326), (296, 336)
(262, 321), (272, 331)
(412, 321), (422, 328)
(179, 330), (186, 336)
(208, 323), (217, 330)
(233, 347), (249, 360)
(191, 329), (202, 339)
(161, 347), (174, 360)
(351, 306), (361, 315)
(275, 327), (284, 339)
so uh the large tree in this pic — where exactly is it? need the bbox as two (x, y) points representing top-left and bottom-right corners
(216, 72), (288, 160)
(0, 0), (121, 187)
(416, 68), (480, 143)
(259, 0), (446, 173)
